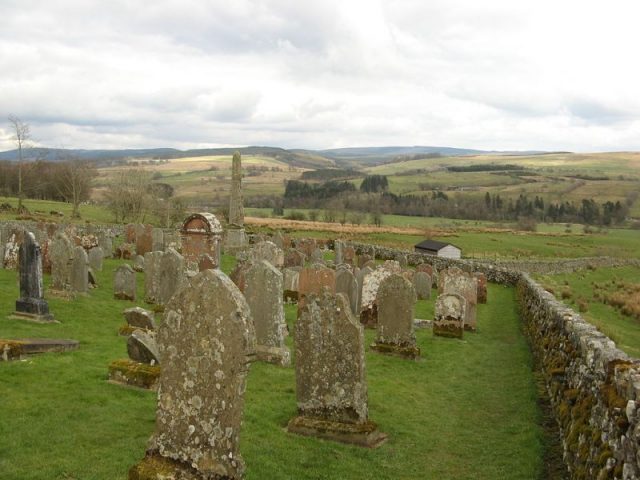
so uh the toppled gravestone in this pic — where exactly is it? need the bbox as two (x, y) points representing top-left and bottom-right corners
(128, 269), (256, 480)
(288, 288), (387, 448)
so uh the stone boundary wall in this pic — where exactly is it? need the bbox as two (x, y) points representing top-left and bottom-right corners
(517, 274), (640, 479)
(344, 239), (640, 478)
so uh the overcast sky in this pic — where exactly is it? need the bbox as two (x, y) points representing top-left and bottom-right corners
(1, 0), (639, 152)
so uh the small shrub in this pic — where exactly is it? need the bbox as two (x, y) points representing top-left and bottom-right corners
(577, 299), (589, 313)
(285, 211), (306, 221)
(561, 288), (573, 300)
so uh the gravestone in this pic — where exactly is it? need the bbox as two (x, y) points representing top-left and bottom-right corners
(4, 232), (20, 270)
(129, 269), (255, 479)
(125, 223), (136, 243)
(359, 261), (402, 328)
(336, 268), (358, 314)
(283, 267), (301, 302)
(14, 232), (54, 322)
(343, 246), (356, 267)
(310, 248), (324, 264)
(97, 232), (112, 258)
(88, 247), (103, 272)
(127, 330), (160, 365)
(441, 269), (478, 331)
(114, 264), (136, 301)
(245, 261), (290, 366)
(71, 246), (88, 294)
(298, 264), (335, 309)
(120, 306), (156, 336)
(294, 238), (316, 257)
(272, 230), (285, 249)
(135, 224), (154, 257)
(288, 289), (386, 447)
(358, 254), (373, 268)
(413, 272), (432, 300)
(248, 240), (284, 268)
(152, 228), (164, 252)
(198, 254), (217, 271)
(133, 254), (145, 272)
(284, 248), (306, 268)
(144, 251), (163, 304)
(115, 243), (135, 260)
(433, 293), (467, 339)
(180, 213), (223, 270)
(50, 232), (74, 291)
(474, 272), (488, 304)
(334, 240), (344, 265)
(371, 274), (419, 359)
(158, 248), (184, 305)
(356, 266), (373, 315)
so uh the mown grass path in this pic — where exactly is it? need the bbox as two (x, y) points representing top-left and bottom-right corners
(0, 259), (544, 479)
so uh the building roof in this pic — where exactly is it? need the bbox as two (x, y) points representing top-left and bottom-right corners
(414, 239), (459, 251)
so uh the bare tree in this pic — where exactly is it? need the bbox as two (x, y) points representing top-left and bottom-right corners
(53, 158), (98, 218)
(103, 169), (154, 223)
(7, 115), (31, 212)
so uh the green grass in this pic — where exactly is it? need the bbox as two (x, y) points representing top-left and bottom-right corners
(0, 256), (545, 479)
(0, 196), (115, 224)
(535, 266), (640, 358)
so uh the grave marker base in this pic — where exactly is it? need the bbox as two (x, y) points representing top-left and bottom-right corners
(287, 416), (387, 448)
(370, 341), (421, 360)
(108, 359), (160, 391)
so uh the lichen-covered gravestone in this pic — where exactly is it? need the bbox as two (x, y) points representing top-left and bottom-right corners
(297, 264), (336, 310)
(247, 240), (284, 268)
(144, 251), (163, 304)
(288, 289), (386, 447)
(14, 232), (54, 322)
(158, 248), (184, 306)
(359, 261), (401, 328)
(244, 260), (290, 366)
(413, 271), (432, 300)
(71, 246), (88, 294)
(50, 232), (74, 292)
(120, 306), (156, 336)
(371, 274), (420, 359)
(284, 248), (305, 268)
(336, 268), (358, 314)
(433, 293), (467, 339)
(355, 266), (373, 315)
(283, 267), (301, 302)
(114, 264), (136, 301)
(441, 269), (478, 331)
(129, 269), (256, 480)
(88, 247), (104, 272)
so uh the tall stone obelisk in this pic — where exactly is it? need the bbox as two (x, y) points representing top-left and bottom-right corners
(225, 151), (247, 251)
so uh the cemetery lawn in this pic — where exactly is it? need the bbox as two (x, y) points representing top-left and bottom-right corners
(535, 265), (640, 358)
(1, 257), (545, 479)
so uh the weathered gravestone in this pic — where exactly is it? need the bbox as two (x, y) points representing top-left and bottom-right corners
(416, 263), (435, 287)
(158, 248), (184, 306)
(284, 248), (305, 268)
(152, 228), (164, 253)
(245, 260), (290, 366)
(71, 246), (89, 294)
(310, 248), (324, 264)
(181, 213), (223, 270)
(272, 230), (285, 249)
(14, 232), (54, 322)
(133, 254), (145, 272)
(343, 246), (357, 267)
(97, 232), (113, 258)
(144, 251), (163, 304)
(127, 330), (160, 365)
(413, 271), (432, 300)
(358, 254), (373, 268)
(3, 231), (21, 270)
(336, 268), (358, 314)
(433, 293), (467, 339)
(136, 224), (154, 257)
(129, 269), (255, 480)
(247, 240), (284, 268)
(288, 289), (387, 447)
(197, 254), (217, 272)
(297, 264), (335, 310)
(441, 268), (478, 331)
(114, 264), (136, 301)
(356, 265), (373, 315)
(474, 272), (488, 304)
(88, 247), (104, 272)
(359, 261), (402, 328)
(371, 274), (420, 359)
(334, 240), (344, 265)
(283, 267), (301, 302)
(50, 232), (74, 292)
(120, 306), (156, 336)
(295, 238), (317, 258)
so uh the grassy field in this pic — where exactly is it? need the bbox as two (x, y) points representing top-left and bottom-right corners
(535, 266), (640, 358)
(0, 257), (546, 479)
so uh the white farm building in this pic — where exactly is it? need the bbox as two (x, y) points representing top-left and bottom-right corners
(414, 239), (461, 259)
